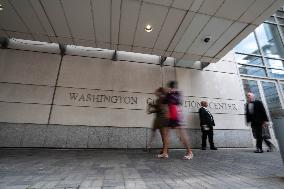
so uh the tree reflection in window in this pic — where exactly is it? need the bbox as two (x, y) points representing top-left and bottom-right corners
(239, 65), (266, 77)
(261, 81), (282, 111)
(235, 53), (263, 66)
(255, 23), (284, 58)
(242, 79), (261, 101)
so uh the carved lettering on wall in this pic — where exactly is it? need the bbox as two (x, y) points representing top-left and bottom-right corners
(69, 92), (138, 105)
(68, 92), (238, 112)
(147, 98), (238, 111)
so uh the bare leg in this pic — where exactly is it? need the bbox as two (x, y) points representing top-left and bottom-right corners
(175, 127), (192, 156)
(147, 129), (156, 149)
(161, 127), (169, 155)
(158, 129), (165, 153)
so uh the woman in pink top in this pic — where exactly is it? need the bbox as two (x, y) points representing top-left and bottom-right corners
(158, 81), (193, 160)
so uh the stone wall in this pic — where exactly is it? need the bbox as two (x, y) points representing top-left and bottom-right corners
(0, 48), (252, 148)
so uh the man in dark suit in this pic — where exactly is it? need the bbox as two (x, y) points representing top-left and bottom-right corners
(245, 92), (274, 153)
(199, 101), (217, 150)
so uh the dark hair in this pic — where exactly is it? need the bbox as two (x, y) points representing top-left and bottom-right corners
(156, 87), (164, 93)
(168, 81), (177, 89)
(201, 101), (207, 107)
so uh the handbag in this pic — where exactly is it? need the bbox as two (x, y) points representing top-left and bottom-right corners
(262, 124), (271, 139)
(169, 104), (178, 120)
(147, 103), (156, 114)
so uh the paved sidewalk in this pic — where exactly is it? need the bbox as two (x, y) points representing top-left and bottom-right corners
(0, 148), (283, 189)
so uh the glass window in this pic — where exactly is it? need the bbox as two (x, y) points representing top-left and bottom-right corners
(235, 33), (260, 55)
(175, 59), (197, 68)
(238, 65), (267, 77)
(255, 23), (284, 58)
(235, 53), (263, 65)
(266, 16), (276, 23)
(268, 69), (284, 79)
(265, 58), (284, 69)
(280, 25), (284, 37)
(261, 81), (282, 111)
(242, 79), (261, 100)
(277, 17), (284, 25)
(276, 11), (284, 18)
(281, 83), (284, 97)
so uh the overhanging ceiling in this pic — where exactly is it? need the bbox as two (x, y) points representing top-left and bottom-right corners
(0, 0), (284, 62)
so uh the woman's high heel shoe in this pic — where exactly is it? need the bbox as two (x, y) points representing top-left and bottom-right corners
(157, 153), (169, 159)
(183, 152), (193, 160)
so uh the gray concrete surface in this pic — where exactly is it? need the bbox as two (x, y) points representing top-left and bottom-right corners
(0, 123), (253, 149)
(0, 148), (283, 189)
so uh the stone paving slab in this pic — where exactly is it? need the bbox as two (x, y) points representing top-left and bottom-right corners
(0, 148), (283, 189)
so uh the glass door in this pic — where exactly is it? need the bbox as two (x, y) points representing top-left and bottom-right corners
(242, 78), (284, 120)
(242, 79), (261, 100)
(261, 81), (282, 111)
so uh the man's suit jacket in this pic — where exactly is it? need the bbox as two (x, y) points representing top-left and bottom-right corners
(198, 107), (215, 127)
(245, 100), (268, 125)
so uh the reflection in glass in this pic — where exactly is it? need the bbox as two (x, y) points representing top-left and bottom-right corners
(276, 11), (284, 18)
(261, 81), (282, 111)
(266, 16), (276, 23)
(239, 65), (266, 77)
(235, 33), (260, 54)
(255, 23), (284, 58)
(175, 59), (198, 68)
(235, 53), (263, 65)
(281, 84), (284, 97)
(268, 69), (284, 79)
(280, 26), (284, 38)
(277, 17), (284, 25)
(265, 58), (284, 69)
(242, 80), (261, 101)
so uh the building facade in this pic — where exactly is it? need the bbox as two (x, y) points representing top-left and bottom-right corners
(235, 7), (284, 122)
(0, 40), (250, 149)
(1, 5), (284, 149)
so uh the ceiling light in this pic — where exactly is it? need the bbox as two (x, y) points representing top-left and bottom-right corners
(144, 25), (153, 32)
(0, 4), (3, 11)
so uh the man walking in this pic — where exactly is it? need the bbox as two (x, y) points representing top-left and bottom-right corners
(245, 92), (274, 153)
(199, 101), (217, 150)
